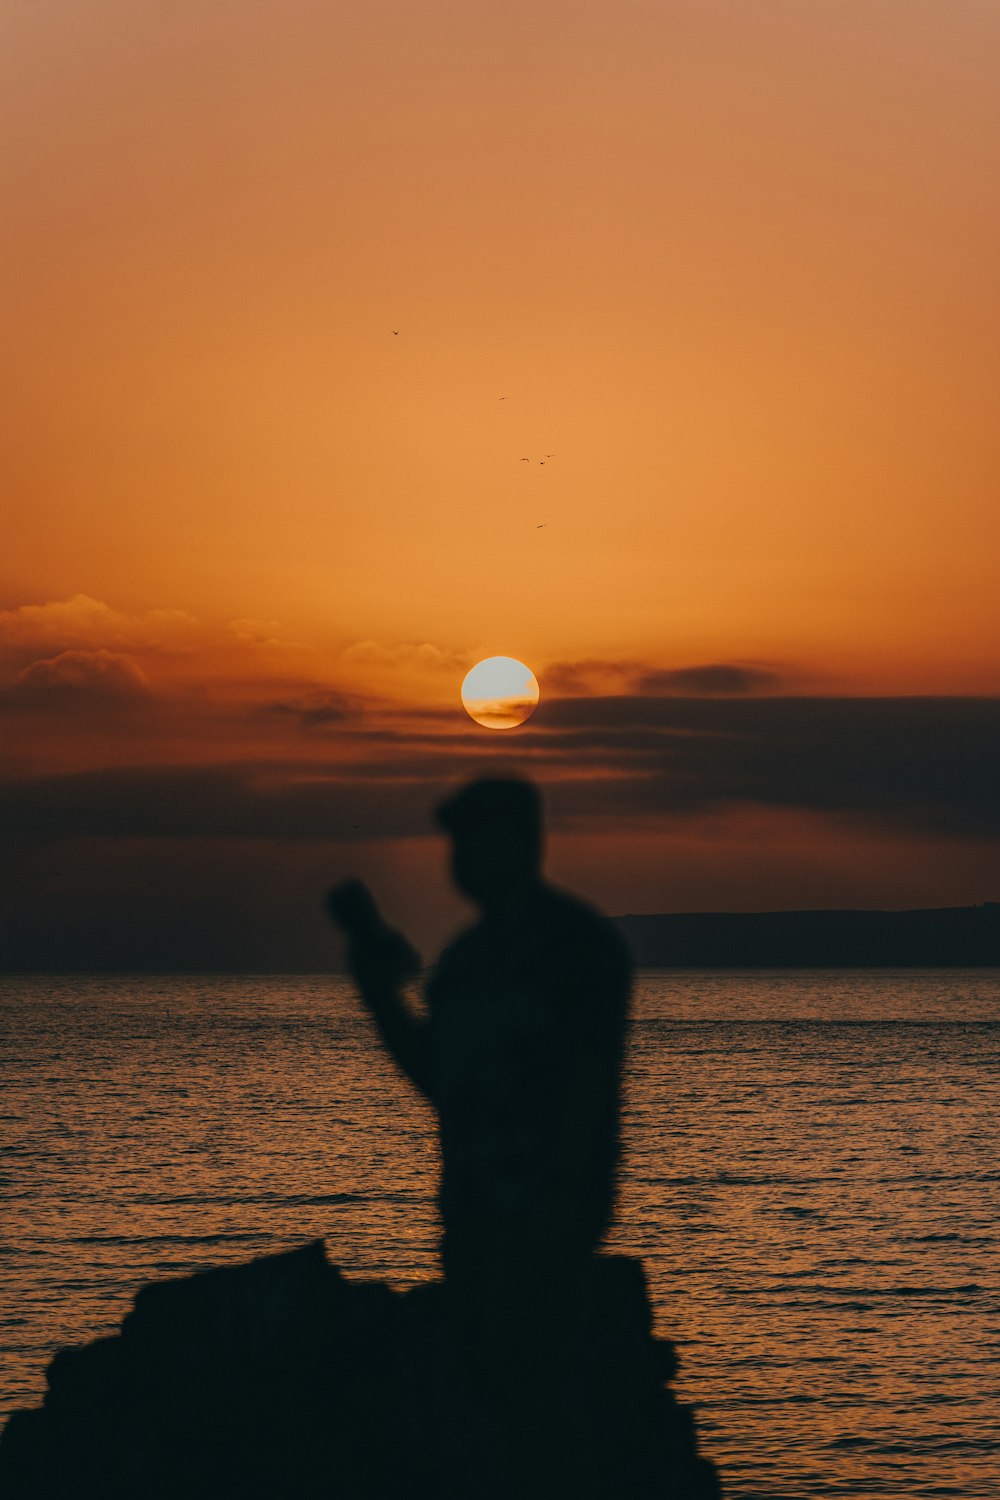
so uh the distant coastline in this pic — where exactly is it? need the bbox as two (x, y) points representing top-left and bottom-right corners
(3, 905), (999, 974)
(615, 903), (1000, 968)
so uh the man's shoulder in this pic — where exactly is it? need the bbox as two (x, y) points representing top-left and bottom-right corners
(431, 920), (488, 977)
(431, 885), (631, 977)
(536, 885), (632, 976)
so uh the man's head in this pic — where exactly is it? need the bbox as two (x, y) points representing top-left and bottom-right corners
(435, 777), (544, 906)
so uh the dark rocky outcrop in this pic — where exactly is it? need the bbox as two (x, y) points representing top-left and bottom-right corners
(0, 1242), (721, 1499)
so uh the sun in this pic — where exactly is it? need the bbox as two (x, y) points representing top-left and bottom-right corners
(461, 656), (540, 729)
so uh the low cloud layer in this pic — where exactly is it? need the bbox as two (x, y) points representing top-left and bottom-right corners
(541, 658), (790, 697)
(3, 696), (998, 843)
(264, 691), (358, 730)
(637, 663), (784, 696)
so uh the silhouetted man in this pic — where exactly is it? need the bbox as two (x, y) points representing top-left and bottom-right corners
(328, 778), (631, 1381)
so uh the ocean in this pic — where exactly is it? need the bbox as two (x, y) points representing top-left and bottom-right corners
(1, 970), (998, 1497)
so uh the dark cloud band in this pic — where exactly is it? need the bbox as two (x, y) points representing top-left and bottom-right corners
(2, 697), (998, 842)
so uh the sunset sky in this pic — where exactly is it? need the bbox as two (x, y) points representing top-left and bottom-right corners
(3, 0), (999, 968)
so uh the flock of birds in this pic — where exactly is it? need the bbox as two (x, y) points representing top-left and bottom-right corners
(392, 330), (553, 529)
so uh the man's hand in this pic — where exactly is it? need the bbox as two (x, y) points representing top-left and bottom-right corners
(325, 879), (431, 1099)
(326, 879), (422, 996)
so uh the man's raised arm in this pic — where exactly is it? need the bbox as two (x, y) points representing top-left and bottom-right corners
(326, 880), (434, 1101)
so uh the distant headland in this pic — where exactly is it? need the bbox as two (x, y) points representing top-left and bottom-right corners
(615, 902), (1000, 968)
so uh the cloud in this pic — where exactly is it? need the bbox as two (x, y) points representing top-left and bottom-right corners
(340, 639), (474, 674)
(227, 617), (283, 647)
(264, 690), (358, 729)
(0, 595), (197, 657)
(532, 695), (1000, 836)
(539, 658), (790, 697)
(2, 697), (998, 844)
(638, 662), (784, 696)
(12, 649), (149, 700)
(540, 659), (636, 695)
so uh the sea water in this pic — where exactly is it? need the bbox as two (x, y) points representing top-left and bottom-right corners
(1, 971), (998, 1498)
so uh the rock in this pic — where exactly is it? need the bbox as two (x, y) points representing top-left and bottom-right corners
(0, 1244), (722, 1499)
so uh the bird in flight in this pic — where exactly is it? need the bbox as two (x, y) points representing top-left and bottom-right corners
(536, 523), (546, 529)
(391, 329), (399, 335)
(519, 457), (530, 462)
(498, 395), (510, 400)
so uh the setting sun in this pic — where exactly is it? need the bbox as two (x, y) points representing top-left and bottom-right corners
(460, 656), (540, 729)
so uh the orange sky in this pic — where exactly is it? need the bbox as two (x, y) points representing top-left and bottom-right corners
(2, 0), (999, 964)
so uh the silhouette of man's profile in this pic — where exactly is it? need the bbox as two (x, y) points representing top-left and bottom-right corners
(328, 777), (632, 1382)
